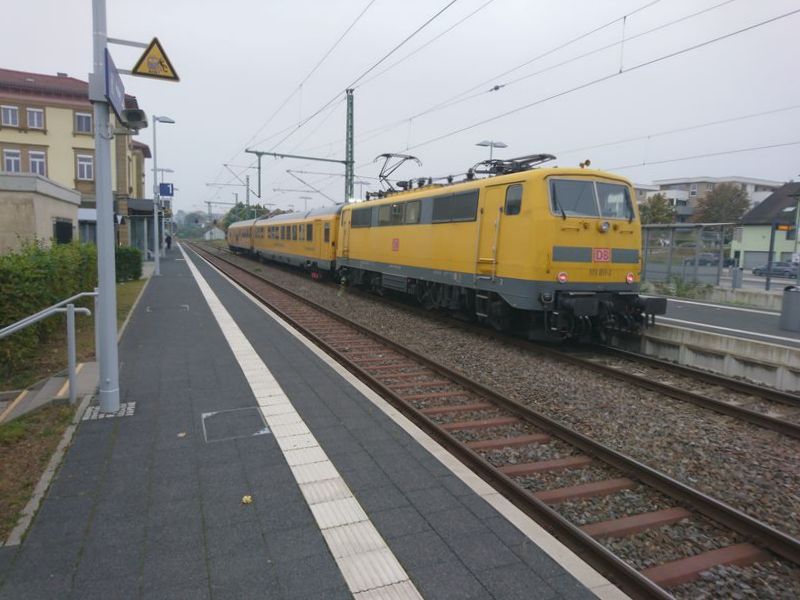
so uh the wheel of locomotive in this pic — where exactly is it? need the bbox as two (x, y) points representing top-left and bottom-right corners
(416, 281), (436, 310)
(369, 273), (384, 296)
(488, 298), (512, 332)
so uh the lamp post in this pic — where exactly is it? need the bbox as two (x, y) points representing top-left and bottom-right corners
(152, 115), (175, 276)
(476, 140), (508, 160)
(299, 195), (312, 211)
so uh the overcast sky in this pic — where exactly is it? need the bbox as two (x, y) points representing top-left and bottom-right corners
(5, 0), (800, 214)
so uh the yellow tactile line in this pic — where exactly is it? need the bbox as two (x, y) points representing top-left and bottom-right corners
(180, 244), (422, 600)
(194, 246), (630, 600)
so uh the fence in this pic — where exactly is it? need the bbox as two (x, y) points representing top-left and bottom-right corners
(642, 223), (736, 286)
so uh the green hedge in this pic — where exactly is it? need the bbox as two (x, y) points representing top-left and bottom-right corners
(0, 242), (98, 377)
(115, 246), (142, 282)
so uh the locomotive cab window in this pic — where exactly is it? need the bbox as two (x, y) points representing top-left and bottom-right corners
(597, 183), (634, 220)
(505, 185), (522, 216)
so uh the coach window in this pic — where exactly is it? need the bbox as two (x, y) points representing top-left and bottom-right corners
(292, 225), (297, 240)
(404, 200), (421, 224)
(299, 225), (304, 241)
(505, 184), (522, 216)
(281, 226), (285, 240)
(324, 223), (330, 242)
(307, 224), (313, 241)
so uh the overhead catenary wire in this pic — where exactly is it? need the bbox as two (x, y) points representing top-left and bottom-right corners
(250, 0), (462, 152)
(404, 7), (800, 152)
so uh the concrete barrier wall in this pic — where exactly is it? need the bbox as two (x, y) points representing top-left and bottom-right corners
(641, 324), (800, 392)
(705, 287), (783, 311)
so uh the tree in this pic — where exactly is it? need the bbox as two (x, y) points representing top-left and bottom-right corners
(639, 193), (676, 224)
(221, 202), (273, 230)
(691, 183), (750, 223)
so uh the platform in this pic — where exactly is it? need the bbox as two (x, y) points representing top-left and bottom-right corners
(0, 246), (623, 600)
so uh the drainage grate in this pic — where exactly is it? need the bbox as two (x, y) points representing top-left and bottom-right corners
(201, 407), (270, 443)
(82, 402), (136, 421)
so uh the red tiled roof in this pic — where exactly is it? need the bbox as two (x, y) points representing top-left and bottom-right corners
(132, 140), (152, 158)
(0, 67), (137, 105)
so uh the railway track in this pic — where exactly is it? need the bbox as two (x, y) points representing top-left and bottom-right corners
(189, 242), (800, 599)
(212, 242), (800, 441)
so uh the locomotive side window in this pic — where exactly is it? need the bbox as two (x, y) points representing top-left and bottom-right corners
(352, 207), (372, 228)
(404, 200), (421, 224)
(390, 203), (403, 225)
(596, 183), (634, 220)
(307, 224), (313, 241)
(432, 190), (479, 223)
(550, 179), (598, 217)
(378, 204), (392, 226)
(324, 223), (330, 242)
(505, 185), (523, 216)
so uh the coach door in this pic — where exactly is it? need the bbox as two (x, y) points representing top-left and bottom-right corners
(340, 211), (351, 258)
(475, 185), (506, 279)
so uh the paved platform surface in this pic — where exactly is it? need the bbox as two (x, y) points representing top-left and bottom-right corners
(0, 248), (608, 600)
(660, 298), (800, 348)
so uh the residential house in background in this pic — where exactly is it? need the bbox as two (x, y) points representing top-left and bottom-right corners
(730, 182), (800, 268)
(0, 67), (150, 252)
(651, 176), (782, 221)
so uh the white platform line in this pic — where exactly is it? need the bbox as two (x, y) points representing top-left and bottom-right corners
(659, 316), (800, 344)
(180, 245), (422, 600)
(189, 246), (628, 600)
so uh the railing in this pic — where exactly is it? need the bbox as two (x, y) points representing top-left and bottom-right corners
(0, 290), (98, 404)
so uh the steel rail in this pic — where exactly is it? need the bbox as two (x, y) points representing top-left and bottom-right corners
(189, 243), (800, 597)
(210, 244), (800, 438)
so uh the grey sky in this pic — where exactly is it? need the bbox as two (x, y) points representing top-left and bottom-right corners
(6, 0), (800, 214)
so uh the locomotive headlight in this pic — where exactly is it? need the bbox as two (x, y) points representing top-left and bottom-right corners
(557, 271), (568, 284)
(598, 221), (610, 233)
(626, 272), (635, 284)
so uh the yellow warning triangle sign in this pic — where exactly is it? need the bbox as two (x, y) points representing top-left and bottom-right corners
(131, 38), (179, 81)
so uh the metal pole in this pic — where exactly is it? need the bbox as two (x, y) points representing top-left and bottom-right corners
(152, 118), (160, 276)
(344, 89), (354, 202)
(66, 303), (77, 405)
(766, 222), (777, 292)
(692, 226), (701, 283)
(715, 226), (724, 286)
(246, 176), (250, 206)
(91, 0), (120, 413)
(143, 216), (148, 258)
(641, 227), (649, 282)
(666, 227), (675, 280)
(93, 287), (100, 363)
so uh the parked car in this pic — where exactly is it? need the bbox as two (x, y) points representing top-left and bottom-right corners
(752, 261), (799, 278)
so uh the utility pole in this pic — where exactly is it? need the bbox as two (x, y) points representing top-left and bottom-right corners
(345, 89), (354, 203)
(89, 0), (120, 413)
(246, 175), (250, 206)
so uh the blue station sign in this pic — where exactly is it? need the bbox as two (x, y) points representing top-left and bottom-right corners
(104, 49), (126, 121)
(159, 183), (174, 197)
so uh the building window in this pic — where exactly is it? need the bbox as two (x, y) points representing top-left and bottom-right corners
(689, 183), (698, 196)
(3, 149), (21, 172)
(77, 154), (94, 180)
(27, 108), (44, 129)
(1, 105), (19, 127)
(75, 112), (93, 133)
(29, 151), (46, 176)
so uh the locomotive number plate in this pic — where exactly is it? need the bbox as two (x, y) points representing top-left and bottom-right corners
(593, 248), (611, 262)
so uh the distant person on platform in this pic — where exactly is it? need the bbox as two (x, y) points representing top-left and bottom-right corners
(165, 234), (172, 251)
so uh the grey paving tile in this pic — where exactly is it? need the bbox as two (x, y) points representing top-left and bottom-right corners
(385, 530), (454, 570)
(69, 576), (140, 600)
(205, 520), (267, 560)
(141, 582), (210, 600)
(406, 486), (460, 515)
(370, 506), (431, 539)
(474, 562), (558, 600)
(483, 516), (528, 547)
(350, 483), (409, 513)
(410, 559), (491, 600)
(0, 575), (73, 600)
(264, 525), (327, 561)
(512, 541), (570, 581)
(140, 539), (207, 592)
(448, 531), (520, 572)
(273, 551), (346, 599)
(73, 538), (142, 588)
(458, 492), (502, 520)
(428, 506), (491, 543)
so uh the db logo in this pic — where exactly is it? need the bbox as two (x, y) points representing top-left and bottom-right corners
(593, 248), (610, 262)
(392, 238), (400, 252)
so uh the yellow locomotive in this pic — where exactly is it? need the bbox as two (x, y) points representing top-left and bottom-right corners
(228, 154), (665, 339)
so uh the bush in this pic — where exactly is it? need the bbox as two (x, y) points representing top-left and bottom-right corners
(0, 242), (98, 377)
(115, 246), (142, 282)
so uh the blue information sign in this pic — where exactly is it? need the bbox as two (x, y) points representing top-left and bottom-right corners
(159, 183), (174, 197)
(104, 49), (126, 120)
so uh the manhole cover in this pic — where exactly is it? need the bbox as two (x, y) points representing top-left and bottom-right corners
(201, 407), (270, 443)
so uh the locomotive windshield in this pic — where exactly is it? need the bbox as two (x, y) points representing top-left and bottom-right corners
(550, 179), (634, 220)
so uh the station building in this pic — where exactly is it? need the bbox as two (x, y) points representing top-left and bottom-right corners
(0, 67), (150, 253)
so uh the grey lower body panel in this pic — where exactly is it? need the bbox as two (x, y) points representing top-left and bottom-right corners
(338, 257), (638, 310)
(256, 248), (332, 271)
